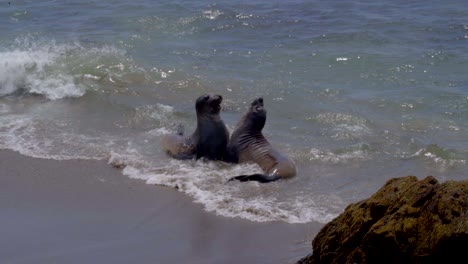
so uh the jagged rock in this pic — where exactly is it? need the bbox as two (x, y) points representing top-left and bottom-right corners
(297, 176), (468, 264)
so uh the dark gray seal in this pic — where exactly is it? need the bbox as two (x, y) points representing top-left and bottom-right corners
(227, 98), (297, 183)
(161, 94), (229, 161)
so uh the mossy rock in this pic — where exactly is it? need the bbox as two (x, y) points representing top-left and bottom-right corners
(298, 176), (468, 264)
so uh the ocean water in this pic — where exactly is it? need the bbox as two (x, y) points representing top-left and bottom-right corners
(1, 0), (467, 224)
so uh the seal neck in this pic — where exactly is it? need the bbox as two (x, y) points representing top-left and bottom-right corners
(197, 113), (221, 123)
(237, 112), (265, 133)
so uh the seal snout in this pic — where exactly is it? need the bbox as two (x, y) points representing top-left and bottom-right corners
(250, 97), (264, 113)
(209, 94), (223, 113)
(211, 94), (223, 103)
(196, 94), (224, 114)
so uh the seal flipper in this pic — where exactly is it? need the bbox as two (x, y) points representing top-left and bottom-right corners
(228, 174), (280, 183)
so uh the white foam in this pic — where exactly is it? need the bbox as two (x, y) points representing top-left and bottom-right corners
(309, 148), (369, 164)
(147, 127), (172, 136)
(0, 37), (144, 100)
(83, 74), (101, 81)
(128, 103), (178, 132)
(0, 40), (85, 100)
(113, 154), (341, 224)
(0, 115), (54, 159)
(0, 114), (109, 160)
(203, 10), (224, 20)
(150, 103), (175, 119)
(315, 112), (372, 140)
(404, 147), (466, 169)
(0, 103), (10, 113)
(28, 74), (85, 100)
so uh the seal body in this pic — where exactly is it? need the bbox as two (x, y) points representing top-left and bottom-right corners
(227, 98), (296, 182)
(162, 94), (229, 161)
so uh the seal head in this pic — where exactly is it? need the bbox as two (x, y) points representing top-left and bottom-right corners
(162, 94), (229, 161)
(196, 94), (223, 116)
(240, 97), (266, 132)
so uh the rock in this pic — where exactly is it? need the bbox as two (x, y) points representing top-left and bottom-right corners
(297, 176), (468, 264)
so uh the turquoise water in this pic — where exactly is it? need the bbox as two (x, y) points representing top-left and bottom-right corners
(1, 0), (467, 223)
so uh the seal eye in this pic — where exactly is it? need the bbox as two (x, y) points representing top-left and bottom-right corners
(203, 95), (210, 102)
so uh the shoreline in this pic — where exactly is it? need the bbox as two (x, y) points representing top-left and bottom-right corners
(0, 149), (322, 264)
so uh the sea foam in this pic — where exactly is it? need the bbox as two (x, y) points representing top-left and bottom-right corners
(108, 150), (341, 224)
(0, 40), (85, 100)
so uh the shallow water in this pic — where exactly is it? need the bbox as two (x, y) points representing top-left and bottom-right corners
(1, 0), (467, 224)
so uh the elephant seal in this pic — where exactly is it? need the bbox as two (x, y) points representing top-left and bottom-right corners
(227, 98), (296, 183)
(161, 94), (229, 161)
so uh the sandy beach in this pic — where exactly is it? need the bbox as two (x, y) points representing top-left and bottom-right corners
(0, 150), (322, 264)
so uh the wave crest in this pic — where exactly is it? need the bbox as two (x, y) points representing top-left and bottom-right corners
(0, 37), (150, 100)
(0, 39), (85, 100)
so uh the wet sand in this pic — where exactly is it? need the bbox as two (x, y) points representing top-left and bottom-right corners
(0, 150), (322, 264)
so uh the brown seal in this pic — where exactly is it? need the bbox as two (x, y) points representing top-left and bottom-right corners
(227, 98), (296, 182)
(161, 94), (229, 161)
